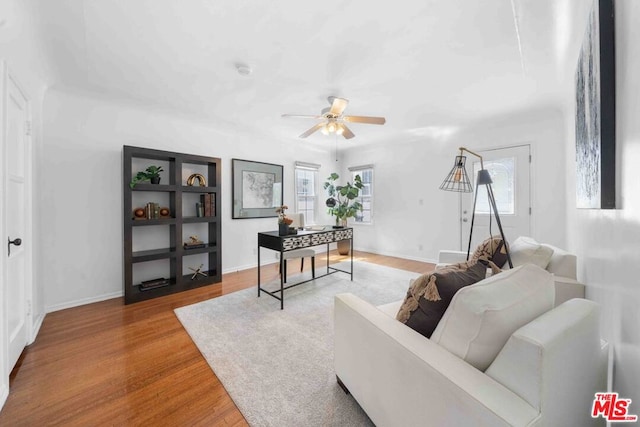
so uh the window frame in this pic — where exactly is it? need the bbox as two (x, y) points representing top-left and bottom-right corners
(348, 164), (374, 225)
(294, 162), (320, 225)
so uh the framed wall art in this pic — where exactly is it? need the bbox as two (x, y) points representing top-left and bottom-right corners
(232, 159), (283, 219)
(575, 0), (616, 209)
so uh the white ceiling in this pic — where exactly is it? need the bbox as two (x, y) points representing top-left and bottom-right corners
(33, 0), (591, 147)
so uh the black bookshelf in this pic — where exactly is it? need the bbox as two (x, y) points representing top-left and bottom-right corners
(123, 145), (222, 304)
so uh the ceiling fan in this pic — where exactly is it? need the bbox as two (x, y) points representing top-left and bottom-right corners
(282, 96), (386, 140)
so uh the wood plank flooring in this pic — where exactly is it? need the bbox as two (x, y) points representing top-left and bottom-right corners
(0, 251), (434, 426)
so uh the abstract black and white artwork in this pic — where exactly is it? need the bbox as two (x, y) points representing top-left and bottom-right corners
(232, 159), (283, 219)
(575, 0), (616, 209)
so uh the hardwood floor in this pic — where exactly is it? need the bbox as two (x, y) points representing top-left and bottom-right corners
(0, 251), (434, 426)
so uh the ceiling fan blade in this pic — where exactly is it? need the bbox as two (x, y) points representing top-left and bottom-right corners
(329, 97), (349, 116)
(340, 124), (355, 139)
(299, 122), (325, 138)
(343, 115), (386, 125)
(282, 114), (323, 119)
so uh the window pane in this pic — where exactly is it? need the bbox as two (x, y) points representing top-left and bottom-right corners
(472, 157), (515, 215)
(295, 167), (317, 224)
(350, 168), (373, 224)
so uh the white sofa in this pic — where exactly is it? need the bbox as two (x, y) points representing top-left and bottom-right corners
(334, 264), (608, 427)
(438, 237), (585, 306)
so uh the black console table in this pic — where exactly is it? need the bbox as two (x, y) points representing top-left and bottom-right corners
(257, 227), (354, 309)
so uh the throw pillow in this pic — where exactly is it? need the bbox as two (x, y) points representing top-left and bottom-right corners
(509, 236), (554, 269)
(430, 264), (555, 371)
(396, 261), (487, 338)
(470, 236), (509, 268)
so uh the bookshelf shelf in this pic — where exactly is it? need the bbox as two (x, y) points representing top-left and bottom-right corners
(123, 145), (222, 304)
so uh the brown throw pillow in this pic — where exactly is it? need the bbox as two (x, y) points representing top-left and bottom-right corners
(396, 261), (487, 338)
(471, 236), (508, 268)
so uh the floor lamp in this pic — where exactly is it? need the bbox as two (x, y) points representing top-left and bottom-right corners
(439, 147), (513, 268)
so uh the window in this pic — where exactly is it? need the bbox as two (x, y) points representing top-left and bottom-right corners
(349, 165), (373, 224)
(294, 162), (320, 225)
(472, 157), (515, 215)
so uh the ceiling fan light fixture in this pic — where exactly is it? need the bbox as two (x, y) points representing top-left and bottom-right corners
(321, 126), (329, 135)
(327, 122), (336, 133)
(336, 124), (344, 135)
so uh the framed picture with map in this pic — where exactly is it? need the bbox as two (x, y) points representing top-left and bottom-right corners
(232, 159), (283, 219)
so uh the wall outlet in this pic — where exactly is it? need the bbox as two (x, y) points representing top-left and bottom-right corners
(418, 244), (423, 251)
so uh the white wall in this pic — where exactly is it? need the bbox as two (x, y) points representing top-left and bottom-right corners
(340, 106), (568, 263)
(340, 138), (455, 263)
(565, 0), (640, 404)
(41, 89), (334, 311)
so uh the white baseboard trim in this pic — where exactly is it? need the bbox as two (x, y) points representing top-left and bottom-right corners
(353, 246), (438, 265)
(0, 382), (8, 413)
(28, 312), (46, 345)
(45, 291), (123, 313)
(223, 259), (279, 275)
(225, 248), (436, 276)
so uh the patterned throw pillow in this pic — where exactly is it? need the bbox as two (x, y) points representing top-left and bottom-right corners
(471, 236), (509, 268)
(396, 261), (488, 338)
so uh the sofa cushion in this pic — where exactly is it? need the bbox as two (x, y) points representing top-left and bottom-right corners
(396, 262), (487, 338)
(509, 236), (554, 269)
(430, 264), (554, 371)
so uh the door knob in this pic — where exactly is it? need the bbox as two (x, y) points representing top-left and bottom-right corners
(462, 218), (468, 223)
(8, 237), (22, 256)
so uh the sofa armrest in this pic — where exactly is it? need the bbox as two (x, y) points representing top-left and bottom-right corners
(438, 249), (468, 264)
(486, 299), (607, 427)
(334, 293), (539, 427)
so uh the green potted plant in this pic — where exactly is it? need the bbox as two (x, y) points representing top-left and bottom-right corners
(129, 165), (164, 189)
(323, 173), (364, 228)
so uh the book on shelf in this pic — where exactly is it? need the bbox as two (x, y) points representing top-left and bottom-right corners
(184, 243), (206, 249)
(139, 277), (170, 290)
(145, 202), (160, 219)
(200, 193), (215, 217)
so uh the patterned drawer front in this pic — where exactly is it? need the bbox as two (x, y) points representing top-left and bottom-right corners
(310, 232), (334, 246)
(334, 228), (353, 241)
(282, 235), (312, 251)
(281, 228), (352, 252)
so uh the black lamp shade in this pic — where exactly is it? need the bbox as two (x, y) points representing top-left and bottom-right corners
(476, 169), (493, 185)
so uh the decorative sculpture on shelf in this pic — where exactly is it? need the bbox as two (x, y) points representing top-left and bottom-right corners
(189, 264), (208, 280)
(187, 173), (207, 187)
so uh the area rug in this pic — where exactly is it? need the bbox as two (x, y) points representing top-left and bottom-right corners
(174, 261), (419, 427)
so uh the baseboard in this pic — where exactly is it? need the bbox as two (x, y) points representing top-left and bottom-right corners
(45, 290), (123, 313)
(223, 259), (279, 275)
(28, 312), (46, 345)
(353, 246), (438, 265)
(224, 248), (436, 276)
(0, 382), (8, 413)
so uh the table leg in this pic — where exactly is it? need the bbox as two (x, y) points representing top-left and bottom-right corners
(280, 252), (284, 310)
(326, 242), (330, 275)
(257, 244), (261, 297)
(350, 237), (354, 281)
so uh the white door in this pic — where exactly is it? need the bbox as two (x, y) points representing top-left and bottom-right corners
(3, 65), (32, 373)
(460, 145), (531, 255)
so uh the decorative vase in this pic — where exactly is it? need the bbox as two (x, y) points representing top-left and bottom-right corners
(337, 239), (350, 255)
(150, 176), (161, 184)
(279, 223), (289, 236)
